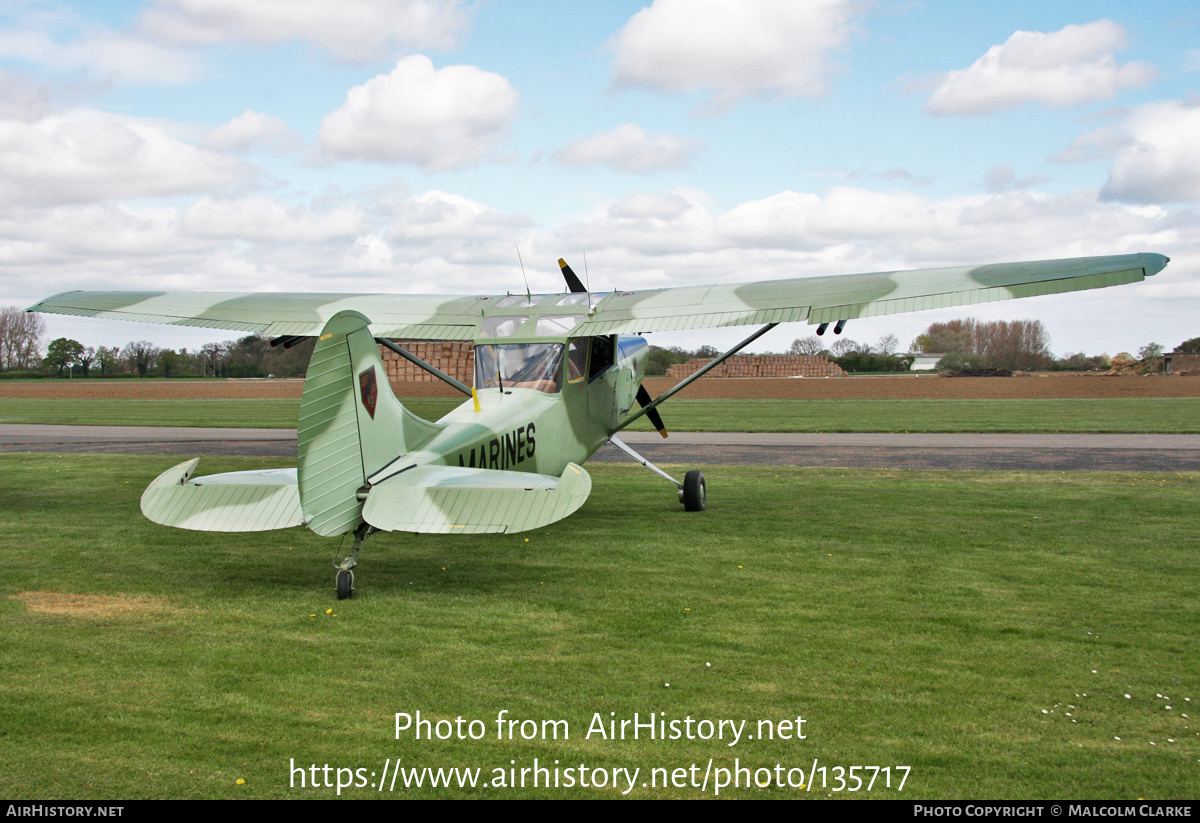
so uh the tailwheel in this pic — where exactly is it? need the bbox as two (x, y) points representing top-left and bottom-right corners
(333, 523), (373, 599)
(336, 568), (354, 600)
(682, 470), (706, 512)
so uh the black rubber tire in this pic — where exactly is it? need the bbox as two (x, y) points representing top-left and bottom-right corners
(336, 569), (354, 600)
(682, 470), (706, 512)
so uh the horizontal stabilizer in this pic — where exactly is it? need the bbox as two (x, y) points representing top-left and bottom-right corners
(362, 463), (591, 534)
(141, 458), (304, 532)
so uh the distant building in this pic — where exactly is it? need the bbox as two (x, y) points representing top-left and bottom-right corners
(909, 353), (945, 371)
(1164, 352), (1200, 373)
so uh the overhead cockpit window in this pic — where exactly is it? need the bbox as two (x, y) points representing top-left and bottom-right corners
(556, 293), (609, 307)
(535, 315), (583, 336)
(475, 343), (565, 394)
(479, 316), (528, 338)
(494, 295), (545, 308)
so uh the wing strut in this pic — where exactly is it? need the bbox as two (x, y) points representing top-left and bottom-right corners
(375, 338), (472, 396)
(612, 323), (778, 435)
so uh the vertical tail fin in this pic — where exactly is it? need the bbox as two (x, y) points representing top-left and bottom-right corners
(297, 310), (443, 536)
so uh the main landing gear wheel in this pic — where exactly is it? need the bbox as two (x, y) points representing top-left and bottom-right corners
(336, 569), (355, 600)
(682, 470), (706, 512)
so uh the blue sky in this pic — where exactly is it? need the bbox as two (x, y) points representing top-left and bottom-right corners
(2, 0), (1198, 358)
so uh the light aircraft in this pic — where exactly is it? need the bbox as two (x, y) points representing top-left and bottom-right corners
(29, 252), (1169, 598)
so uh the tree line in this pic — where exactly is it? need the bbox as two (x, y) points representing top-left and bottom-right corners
(648, 319), (1198, 375)
(0, 308), (314, 378)
(4, 304), (1197, 378)
(645, 336), (914, 375)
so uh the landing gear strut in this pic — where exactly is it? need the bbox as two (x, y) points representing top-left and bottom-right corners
(334, 523), (375, 600)
(608, 435), (706, 512)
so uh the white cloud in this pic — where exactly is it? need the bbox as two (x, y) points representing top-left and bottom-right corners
(317, 56), (518, 171)
(138, 0), (469, 62)
(6, 183), (1194, 359)
(0, 188), (539, 306)
(0, 110), (252, 205)
(551, 185), (1189, 280)
(1097, 98), (1200, 203)
(201, 110), (303, 155)
(0, 24), (199, 85)
(543, 185), (1195, 357)
(920, 20), (1158, 116)
(984, 164), (1049, 193)
(553, 124), (703, 173)
(1051, 124), (1129, 165)
(374, 190), (535, 275)
(610, 0), (863, 111)
(608, 191), (693, 220)
(181, 197), (367, 242)
(383, 190), (531, 244)
(0, 70), (51, 121)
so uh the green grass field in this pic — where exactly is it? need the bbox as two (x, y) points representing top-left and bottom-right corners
(3, 396), (1200, 433)
(2, 453), (1197, 799)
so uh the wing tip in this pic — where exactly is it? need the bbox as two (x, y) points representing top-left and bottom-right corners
(1143, 253), (1170, 277)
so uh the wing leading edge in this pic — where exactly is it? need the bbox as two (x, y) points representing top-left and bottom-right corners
(574, 252), (1169, 335)
(29, 253), (1168, 339)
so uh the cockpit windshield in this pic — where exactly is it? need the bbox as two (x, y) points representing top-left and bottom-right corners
(474, 343), (565, 394)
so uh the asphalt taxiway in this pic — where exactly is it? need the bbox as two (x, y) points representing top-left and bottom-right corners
(3, 425), (1198, 471)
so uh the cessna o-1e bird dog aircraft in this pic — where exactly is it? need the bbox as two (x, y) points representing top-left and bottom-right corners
(30, 252), (1169, 598)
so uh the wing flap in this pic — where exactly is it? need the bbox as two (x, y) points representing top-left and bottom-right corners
(362, 463), (591, 534)
(140, 458), (304, 532)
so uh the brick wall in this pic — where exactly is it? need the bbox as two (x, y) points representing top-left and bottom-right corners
(665, 354), (846, 379)
(377, 344), (846, 387)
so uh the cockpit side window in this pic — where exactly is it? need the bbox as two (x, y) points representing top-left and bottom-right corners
(474, 343), (565, 394)
(567, 338), (589, 383)
(588, 335), (615, 381)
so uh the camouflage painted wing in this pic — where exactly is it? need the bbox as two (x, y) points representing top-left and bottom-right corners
(573, 253), (1170, 335)
(27, 291), (488, 340)
(28, 252), (1168, 339)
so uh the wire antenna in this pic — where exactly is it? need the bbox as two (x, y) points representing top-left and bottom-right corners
(516, 245), (531, 300)
(583, 250), (593, 306)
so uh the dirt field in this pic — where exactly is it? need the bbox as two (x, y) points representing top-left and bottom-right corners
(3, 372), (1200, 400)
(644, 373), (1200, 399)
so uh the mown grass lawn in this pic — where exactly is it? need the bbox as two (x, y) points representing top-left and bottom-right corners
(3, 397), (1200, 433)
(1, 454), (1197, 798)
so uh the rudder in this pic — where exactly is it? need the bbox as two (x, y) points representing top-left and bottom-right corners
(297, 311), (443, 536)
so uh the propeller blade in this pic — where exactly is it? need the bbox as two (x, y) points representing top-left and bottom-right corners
(636, 385), (668, 438)
(558, 258), (587, 293)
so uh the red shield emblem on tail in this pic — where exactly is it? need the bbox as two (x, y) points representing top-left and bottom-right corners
(359, 367), (378, 419)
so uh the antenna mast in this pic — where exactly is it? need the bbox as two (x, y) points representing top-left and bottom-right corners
(516, 245), (531, 300)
